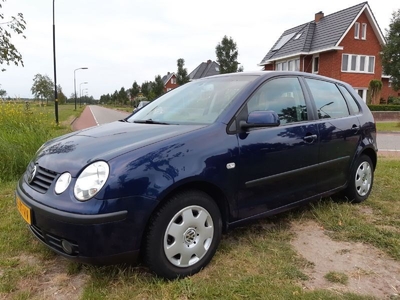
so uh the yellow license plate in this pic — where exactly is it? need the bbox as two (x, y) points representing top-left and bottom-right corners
(16, 196), (31, 225)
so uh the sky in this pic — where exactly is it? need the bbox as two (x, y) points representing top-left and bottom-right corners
(0, 0), (398, 100)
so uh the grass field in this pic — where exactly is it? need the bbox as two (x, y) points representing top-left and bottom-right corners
(376, 121), (400, 132)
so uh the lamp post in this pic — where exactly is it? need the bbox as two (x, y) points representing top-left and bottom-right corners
(80, 86), (88, 107)
(79, 82), (88, 107)
(74, 67), (88, 110)
(52, 0), (58, 124)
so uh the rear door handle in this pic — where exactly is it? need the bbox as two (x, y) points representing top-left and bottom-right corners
(352, 124), (360, 131)
(303, 134), (317, 143)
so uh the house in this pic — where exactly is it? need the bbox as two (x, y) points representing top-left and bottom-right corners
(258, 2), (398, 102)
(162, 72), (178, 93)
(189, 60), (220, 80)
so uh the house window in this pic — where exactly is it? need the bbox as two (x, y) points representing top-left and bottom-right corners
(171, 78), (176, 84)
(368, 57), (375, 72)
(354, 22), (360, 39)
(282, 62), (287, 71)
(350, 56), (357, 71)
(276, 62), (282, 71)
(313, 55), (319, 73)
(288, 60), (293, 71)
(341, 54), (375, 74)
(355, 88), (368, 103)
(361, 23), (367, 40)
(295, 59), (300, 71)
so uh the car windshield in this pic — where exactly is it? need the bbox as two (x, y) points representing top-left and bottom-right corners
(127, 75), (257, 125)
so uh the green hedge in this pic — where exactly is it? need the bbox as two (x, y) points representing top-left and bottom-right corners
(367, 105), (400, 111)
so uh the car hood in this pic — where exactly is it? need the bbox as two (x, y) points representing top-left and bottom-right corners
(33, 121), (205, 176)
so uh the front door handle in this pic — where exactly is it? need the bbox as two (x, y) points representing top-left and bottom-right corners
(303, 134), (317, 143)
(352, 124), (360, 132)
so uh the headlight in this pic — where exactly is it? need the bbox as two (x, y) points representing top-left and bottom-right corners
(74, 161), (109, 201)
(55, 172), (71, 194)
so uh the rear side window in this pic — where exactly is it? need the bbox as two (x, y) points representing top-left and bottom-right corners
(246, 77), (308, 125)
(305, 78), (350, 119)
(337, 85), (360, 114)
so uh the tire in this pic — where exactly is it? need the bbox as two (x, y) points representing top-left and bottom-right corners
(144, 190), (222, 279)
(344, 154), (374, 203)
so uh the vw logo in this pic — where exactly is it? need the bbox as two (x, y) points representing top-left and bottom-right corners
(28, 165), (37, 184)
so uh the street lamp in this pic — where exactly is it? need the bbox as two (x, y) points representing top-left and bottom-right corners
(80, 85), (88, 107)
(74, 67), (88, 110)
(53, 0), (58, 124)
(79, 82), (88, 106)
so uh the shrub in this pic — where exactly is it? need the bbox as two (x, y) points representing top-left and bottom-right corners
(0, 103), (54, 182)
(368, 105), (400, 111)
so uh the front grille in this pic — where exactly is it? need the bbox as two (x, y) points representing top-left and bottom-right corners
(30, 224), (79, 256)
(27, 164), (58, 194)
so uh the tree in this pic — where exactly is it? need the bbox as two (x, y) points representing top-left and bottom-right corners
(130, 81), (140, 99)
(57, 85), (67, 104)
(31, 74), (53, 105)
(153, 75), (164, 98)
(215, 35), (242, 74)
(118, 87), (129, 105)
(0, 85), (6, 99)
(382, 9), (400, 91)
(141, 81), (152, 99)
(0, 0), (26, 71)
(368, 80), (383, 104)
(176, 58), (190, 85)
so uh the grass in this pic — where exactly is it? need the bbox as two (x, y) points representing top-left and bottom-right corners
(0, 103), (83, 182)
(324, 272), (349, 285)
(0, 104), (398, 298)
(376, 121), (400, 132)
(4, 155), (399, 298)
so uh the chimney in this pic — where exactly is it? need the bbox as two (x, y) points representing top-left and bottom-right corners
(207, 60), (212, 64)
(167, 72), (170, 75)
(315, 11), (324, 22)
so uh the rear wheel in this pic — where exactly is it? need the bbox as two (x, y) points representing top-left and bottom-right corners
(144, 190), (222, 279)
(344, 155), (374, 203)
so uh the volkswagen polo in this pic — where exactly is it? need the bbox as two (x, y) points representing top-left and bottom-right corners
(16, 71), (377, 279)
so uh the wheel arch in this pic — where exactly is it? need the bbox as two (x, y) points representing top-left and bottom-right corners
(140, 180), (231, 255)
(360, 147), (377, 170)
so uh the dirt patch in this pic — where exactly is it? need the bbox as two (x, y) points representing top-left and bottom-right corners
(291, 220), (400, 298)
(12, 255), (88, 300)
(378, 151), (400, 159)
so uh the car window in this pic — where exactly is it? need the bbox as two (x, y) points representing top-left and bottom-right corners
(305, 78), (350, 119)
(128, 76), (257, 125)
(246, 77), (308, 125)
(337, 85), (360, 114)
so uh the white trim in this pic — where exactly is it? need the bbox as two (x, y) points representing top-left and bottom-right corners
(361, 23), (367, 40)
(258, 46), (343, 66)
(312, 54), (319, 74)
(335, 4), (385, 47)
(341, 54), (375, 74)
(354, 22), (360, 39)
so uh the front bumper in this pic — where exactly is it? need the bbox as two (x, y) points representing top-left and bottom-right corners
(15, 182), (155, 265)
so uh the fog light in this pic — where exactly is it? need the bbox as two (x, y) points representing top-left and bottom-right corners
(61, 239), (73, 254)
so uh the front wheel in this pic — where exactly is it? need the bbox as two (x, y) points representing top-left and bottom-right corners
(144, 190), (222, 279)
(344, 155), (374, 203)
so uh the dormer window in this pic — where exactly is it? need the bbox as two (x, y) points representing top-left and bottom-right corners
(354, 22), (360, 39)
(361, 23), (367, 40)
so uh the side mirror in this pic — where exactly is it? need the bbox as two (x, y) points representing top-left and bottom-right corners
(240, 110), (280, 129)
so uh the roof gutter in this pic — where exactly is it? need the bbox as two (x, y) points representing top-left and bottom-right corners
(258, 46), (343, 66)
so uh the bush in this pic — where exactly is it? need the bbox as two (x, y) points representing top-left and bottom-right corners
(0, 103), (54, 182)
(367, 105), (400, 111)
(387, 96), (400, 105)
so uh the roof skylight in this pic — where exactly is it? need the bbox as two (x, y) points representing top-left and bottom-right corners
(272, 32), (296, 51)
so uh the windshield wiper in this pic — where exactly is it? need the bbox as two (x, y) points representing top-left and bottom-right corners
(134, 119), (170, 125)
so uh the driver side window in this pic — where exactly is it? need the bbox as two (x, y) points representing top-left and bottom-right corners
(246, 77), (308, 125)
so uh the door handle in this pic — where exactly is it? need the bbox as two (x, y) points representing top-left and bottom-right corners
(352, 124), (360, 131)
(303, 134), (317, 143)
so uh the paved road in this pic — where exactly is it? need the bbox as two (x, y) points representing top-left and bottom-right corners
(74, 106), (400, 152)
(89, 105), (131, 125)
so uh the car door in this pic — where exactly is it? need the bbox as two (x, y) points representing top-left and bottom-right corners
(236, 76), (319, 219)
(303, 78), (361, 193)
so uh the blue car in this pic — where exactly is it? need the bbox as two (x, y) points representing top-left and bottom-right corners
(16, 71), (377, 279)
